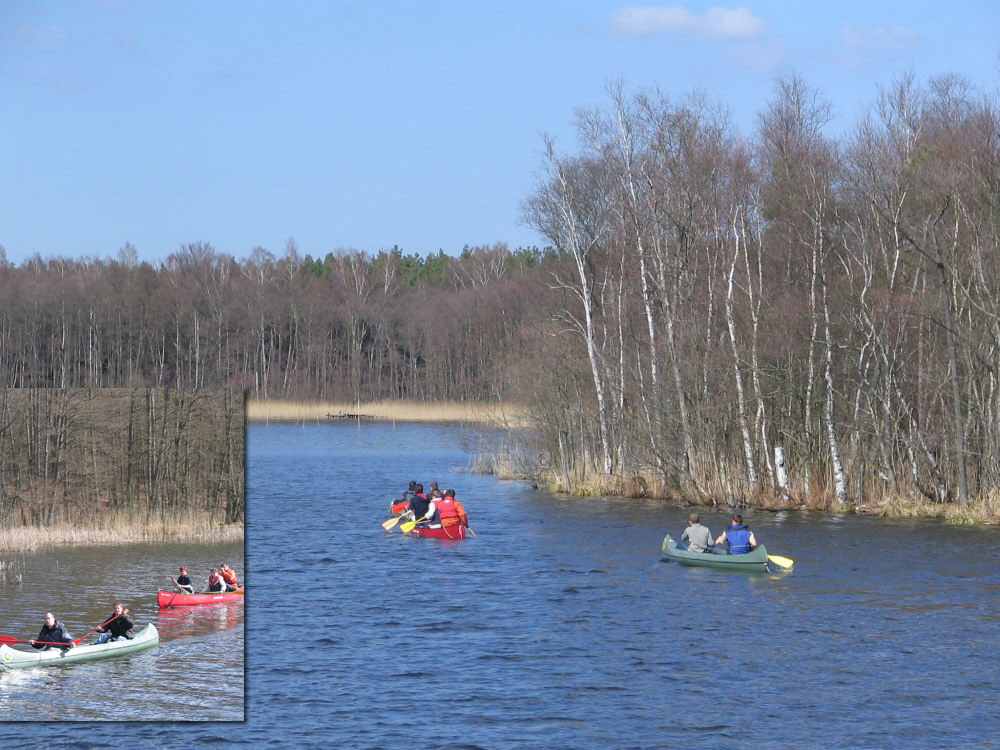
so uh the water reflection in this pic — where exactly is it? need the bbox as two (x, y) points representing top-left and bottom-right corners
(156, 601), (245, 640)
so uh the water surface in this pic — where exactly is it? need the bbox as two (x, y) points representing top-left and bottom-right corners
(4, 422), (998, 748)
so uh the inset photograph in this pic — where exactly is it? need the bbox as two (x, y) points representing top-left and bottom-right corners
(0, 387), (244, 721)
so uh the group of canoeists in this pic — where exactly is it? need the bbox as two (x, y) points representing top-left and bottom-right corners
(173, 563), (240, 594)
(25, 561), (241, 653)
(381, 482), (790, 567)
(678, 512), (758, 554)
(661, 511), (794, 572)
(389, 480), (471, 532)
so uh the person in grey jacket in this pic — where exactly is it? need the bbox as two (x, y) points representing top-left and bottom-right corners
(680, 513), (714, 553)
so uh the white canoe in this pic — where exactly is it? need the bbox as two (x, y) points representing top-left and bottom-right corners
(0, 623), (158, 669)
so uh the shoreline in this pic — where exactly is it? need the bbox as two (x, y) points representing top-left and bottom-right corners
(527, 475), (1000, 526)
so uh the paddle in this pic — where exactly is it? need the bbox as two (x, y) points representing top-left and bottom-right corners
(399, 516), (427, 533)
(0, 614), (118, 648)
(74, 612), (123, 645)
(0, 635), (75, 648)
(767, 554), (794, 569)
(466, 525), (477, 538)
(382, 515), (403, 531)
(171, 576), (193, 595)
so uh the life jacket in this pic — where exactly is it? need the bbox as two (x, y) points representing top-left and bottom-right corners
(222, 569), (239, 586)
(725, 525), (752, 554)
(454, 500), (468, 527)
(208, 574), (225, 591)
(390, 501), (411, 514)
(437, 496), (461, 527)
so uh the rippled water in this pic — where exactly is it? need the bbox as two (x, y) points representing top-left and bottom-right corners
(5, 422), (999, 748)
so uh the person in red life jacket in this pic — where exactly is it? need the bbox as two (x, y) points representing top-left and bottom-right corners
(714, 513), (757, 554)
(31, 612), (75, 650)
(220, 563), (240, 592)
(426, 489), (466, 529)
(206, 568), (226, 592)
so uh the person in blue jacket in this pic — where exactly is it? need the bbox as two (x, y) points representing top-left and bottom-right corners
(714, 514), (758, 554)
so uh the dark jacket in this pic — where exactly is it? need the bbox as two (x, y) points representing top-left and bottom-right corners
(409, 493), (430, 520)
(97, 612), (134, 639)
(33, 621), (73, 649)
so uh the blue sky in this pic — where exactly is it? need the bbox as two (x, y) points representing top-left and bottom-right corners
(1, 1), (997, 265)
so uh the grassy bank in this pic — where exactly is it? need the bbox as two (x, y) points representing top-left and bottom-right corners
(246, 398), (532, 427)
(0, 515), (244, 554)
(511, 467), (1000, 526)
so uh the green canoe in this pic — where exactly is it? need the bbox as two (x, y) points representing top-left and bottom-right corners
(661, 534), (770, 572)
(0, 623), (158, 669)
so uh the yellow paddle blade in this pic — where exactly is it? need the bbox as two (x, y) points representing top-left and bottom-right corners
(382, 516), (402, 531)
(767, 554), (794, 569)
(399, 516), (427, 534)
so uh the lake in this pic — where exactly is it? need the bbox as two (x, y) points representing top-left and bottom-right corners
(3, 421), (998, 748)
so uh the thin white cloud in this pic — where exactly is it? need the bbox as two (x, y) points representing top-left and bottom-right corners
(840, 25), (921, 69)
(611, 5), (768, 40)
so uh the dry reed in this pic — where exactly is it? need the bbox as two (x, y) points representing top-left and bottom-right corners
(501, 463), (1000, 526)
(247, 398), (532, 427)
(0, 515), (243, 554)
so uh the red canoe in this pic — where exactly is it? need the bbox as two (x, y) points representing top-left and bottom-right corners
(405, 525), (467, 540)
(157, 587), (245, 607)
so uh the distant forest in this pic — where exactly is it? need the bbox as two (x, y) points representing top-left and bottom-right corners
(0, 241), (561, 403)
(2, 72), (998, 514)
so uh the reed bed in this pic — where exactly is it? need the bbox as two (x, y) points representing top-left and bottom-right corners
(247, 398), (532, 427)
(0, 515), (244, 554)
(485, 459), (1000, 525)
(877, 493), (1000, 525)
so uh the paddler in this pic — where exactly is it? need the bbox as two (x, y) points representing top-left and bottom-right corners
(680, 512), (714, 553)
(219, 563), (240, 592)
(390, 481), (418, 513)
(424, 489), (468, 530)
(95, 602), (134, 644)
(31, 612), (75, 650)
(714, 513), (758, 554)
(174, 565), (195, 594)
(206, 567), (226, 592)
(408, 483), (430, 521)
